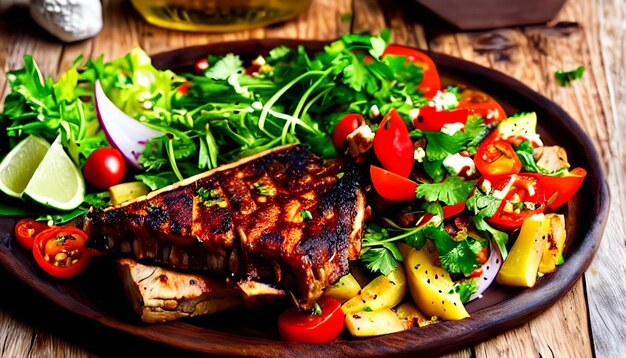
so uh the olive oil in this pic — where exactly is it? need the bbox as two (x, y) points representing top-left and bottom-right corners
(130, 0), (312, 32)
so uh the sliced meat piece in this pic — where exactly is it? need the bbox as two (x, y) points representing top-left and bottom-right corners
(533, 145), (570, 172)
(117, 258), (242, 323)
(87, 144), (366, 309)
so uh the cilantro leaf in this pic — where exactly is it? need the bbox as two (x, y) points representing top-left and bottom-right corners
(361, 247), (400, 276)
(423, 225), (483, 276)
(205, 54), (244, 81)
(423, 159), (445, 182)
(415, 175), (477, 206)
(555, 66), (585, 86)
(455, 278), (479, 303)
(466, 185), (510, 258)
(423, 131), (467, 161)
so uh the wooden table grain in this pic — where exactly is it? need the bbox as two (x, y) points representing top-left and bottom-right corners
(0, 0), (624, 357)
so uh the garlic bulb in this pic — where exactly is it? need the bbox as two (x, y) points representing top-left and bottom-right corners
(30, 0), (103, 42)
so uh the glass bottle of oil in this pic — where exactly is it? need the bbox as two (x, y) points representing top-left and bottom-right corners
(130, 0), (313, 32)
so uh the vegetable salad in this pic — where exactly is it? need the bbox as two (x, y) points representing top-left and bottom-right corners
(0, 31), (586, 342)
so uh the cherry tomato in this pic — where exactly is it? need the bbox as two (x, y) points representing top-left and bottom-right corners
(370, 165), (418, 201)
(194, 58), (209, 74)
(487, 174), (547, 231)
(383, 45), (441, 98)
(374, 109), (415, 177)
(278, 296), (344, 344)
(525, 167), (586, 211)
(474, 133), (522, 178)
(457, 89), (507, 124)
(413, 106), (470, 132)
(83, 148), (126, 189)
(14, 218), (49, 250)
(32, 226), (91, 278)
(332, 113), (366, 151)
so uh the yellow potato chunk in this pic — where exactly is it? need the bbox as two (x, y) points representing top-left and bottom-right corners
(399, 242), (469, 321)
(323, 273), (361, 303)
(341, 265), (406, 314)
(496, 213), (550, 287)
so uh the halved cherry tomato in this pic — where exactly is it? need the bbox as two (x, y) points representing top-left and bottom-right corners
(14, 218), (49, 250)
(383, 45), (441, 98)
(475, 133), (522, 178)
(278, 296), (344, 344)
(194, 58), (209, 74)
(332, 113), (366, 151)
(32, 226), (91, 279)
(413, 106), (470, 132)
(487, 174), (547, 231)
(370, 165), (418, 201)
(374, 109), (415, 177)
(525, 167), (586, 210)
(457, 89), (507, 124)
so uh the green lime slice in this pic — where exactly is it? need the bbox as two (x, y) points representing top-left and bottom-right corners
(0, 135), (50, 198)
(23, 137), (85, 210)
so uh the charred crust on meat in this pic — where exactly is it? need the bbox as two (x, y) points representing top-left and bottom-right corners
(85, 145), (365, 309)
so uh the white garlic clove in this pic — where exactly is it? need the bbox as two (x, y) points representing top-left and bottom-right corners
(29, 0), (103, 43)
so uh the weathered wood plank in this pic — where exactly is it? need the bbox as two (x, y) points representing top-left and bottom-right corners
(586, 0), (626, 357)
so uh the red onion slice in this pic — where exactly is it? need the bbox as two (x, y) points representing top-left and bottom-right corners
(94, 80), (164, 168)
(468, 239), (504, 302)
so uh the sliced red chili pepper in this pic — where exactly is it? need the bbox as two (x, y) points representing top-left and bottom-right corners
(278, 296), (344, 344)
(32, 226), (91, 279)
(413, 106), (470, 132)
(14, 218), (49, 250)
(486, 174), (547, 231)
(373, 109), (415, 177)
(525, 167), (586, 210)
(370, 165), (418, 201)
(475, 132), (522, 178)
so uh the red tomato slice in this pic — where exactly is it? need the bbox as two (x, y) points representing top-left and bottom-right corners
(14, 218), (49, 250)
(413, 106), (470, 132)
(487, 174), (547, 231)
(383, 45), (441, 98)
(370, 165), (418, 201)
(475, 133), (522, 178)
(32, 226), (91, 279)
(374, 109), (415, 177)
(525, 167), (586, 210)
(457, 89), (507, 124)
(332, 113), (365, 151)
(278, 296), (344, 344)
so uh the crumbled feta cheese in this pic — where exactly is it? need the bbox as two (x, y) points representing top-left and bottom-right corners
(414, 147), (426, 162)
(409, 108), (420, 120)
(430, 90), (459, 111)
(480, 179), (492, 194)
(370, 104), (380, 118)
(443, 153), (476, 176)
(441, 122), (465, 136)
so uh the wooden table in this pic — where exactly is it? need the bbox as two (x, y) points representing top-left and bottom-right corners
(0, 0), (624, 356)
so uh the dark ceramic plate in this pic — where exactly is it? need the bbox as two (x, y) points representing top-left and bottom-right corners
(0, 40), (609, 357)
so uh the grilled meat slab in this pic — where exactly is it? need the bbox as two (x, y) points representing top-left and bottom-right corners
(86, 144), (365, 308)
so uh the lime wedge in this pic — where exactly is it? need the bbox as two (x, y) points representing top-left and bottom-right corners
(0, 135), (50, 198)
(23, 137), (85, 210)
